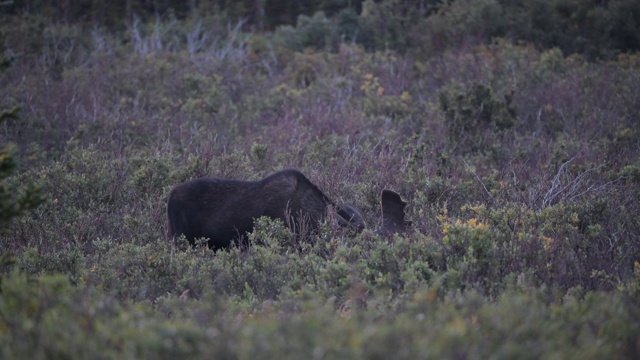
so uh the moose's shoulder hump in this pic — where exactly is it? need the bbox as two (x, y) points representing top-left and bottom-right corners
(272, 168), (307, 180)
(262, 169), (310, 186)
(170, 177), (210, 193)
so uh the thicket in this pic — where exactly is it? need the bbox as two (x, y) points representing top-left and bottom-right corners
(4, 0), (640, 58)
(1, 0), (640, 358)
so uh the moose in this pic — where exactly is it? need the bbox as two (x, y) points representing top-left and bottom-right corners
(167, 169), (409, 250)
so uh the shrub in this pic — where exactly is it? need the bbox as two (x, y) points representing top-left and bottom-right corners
(0, 57), (46, 227)
(439, 83), (516, 154)
(0, 144), (46, 225)
(274, 12), (338, 52)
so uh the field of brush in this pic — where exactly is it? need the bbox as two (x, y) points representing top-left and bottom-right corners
(2, 2), (640, 358)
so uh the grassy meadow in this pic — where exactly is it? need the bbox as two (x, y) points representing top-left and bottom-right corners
(1, 1), (640, 358)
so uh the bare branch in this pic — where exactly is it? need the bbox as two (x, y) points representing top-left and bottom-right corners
(464, 160), (493, 201)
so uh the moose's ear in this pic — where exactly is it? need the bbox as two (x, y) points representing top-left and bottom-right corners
(379, 189), (409, 236)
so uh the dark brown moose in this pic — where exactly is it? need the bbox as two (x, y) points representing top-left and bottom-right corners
(167, 169), (409, 250)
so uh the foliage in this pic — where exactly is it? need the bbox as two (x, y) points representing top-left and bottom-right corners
(0, 58), (46, 227)
(1, 271), (639, 359)
(0, 145), (45, 224)
(439, 83), (516, 154)
(1, 4), (640, 358)
(6, 0), (640, 58)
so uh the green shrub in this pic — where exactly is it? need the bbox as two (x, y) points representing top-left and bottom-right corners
(439, 83), (516, 154)
(274, 12), (338, 52)
(0, 144), (46, 226)
(0, 58), (46, 227)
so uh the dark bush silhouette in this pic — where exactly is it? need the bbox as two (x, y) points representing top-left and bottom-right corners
(167, 169), (366, 250)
